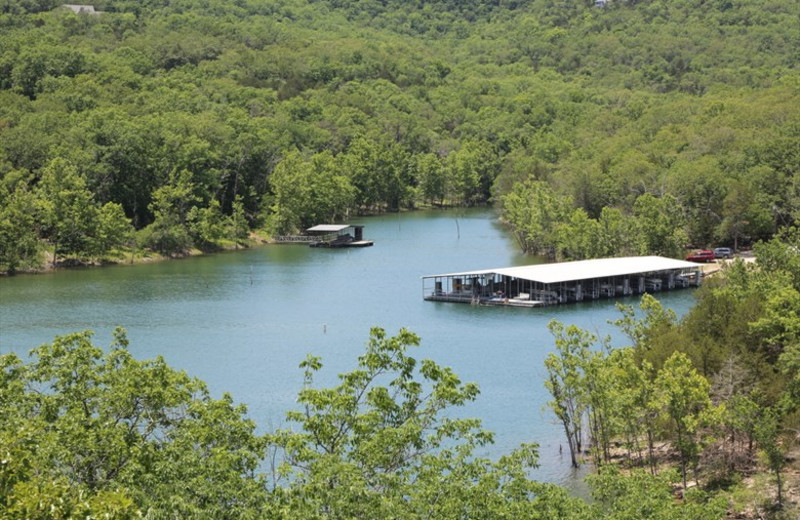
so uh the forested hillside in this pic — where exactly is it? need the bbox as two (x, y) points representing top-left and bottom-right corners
(2, 1), (798, 516)
(0, 0), (797, 272)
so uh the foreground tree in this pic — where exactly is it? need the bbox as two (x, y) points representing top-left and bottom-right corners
(268, 327), (590, 519)
(588, 466), (727, 520)
(2, 328), (595, 519)
(655, 352), (716, 490)
(543, 320), (594, 468)
(0, 329), (268, 519)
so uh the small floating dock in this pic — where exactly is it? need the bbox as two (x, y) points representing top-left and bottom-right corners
(306, 224), (373, 248)
(422, 256), (703, 307)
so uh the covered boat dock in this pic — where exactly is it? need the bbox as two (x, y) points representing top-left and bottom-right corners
(422, 256), (703, 307)
(306, 224), (373, 248)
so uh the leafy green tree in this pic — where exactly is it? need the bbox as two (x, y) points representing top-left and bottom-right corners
(597, 206), (639, 257)
(10, 45), (88, 99)
(0, 110), (66, 174)
(655, 351), (715, 490)
(88, 201), (133, 260)
(265, 151), (310, 235)
(753, 226), (800, 291)
(340, 137), (409, 212)
(678, 263), (764, 376)
(749, 284), (800, 366)
(0, 182), (41, 272)
(581, 342), (617, 466)
(554, 208), (602, 261)
(614, 294), (679, 368)
(753, 406), (787, 507)
(269, 326), (589, 519)
(500, 179), (571, 257)
(444, 140), (499, 205)
(79, 110), (163, 228)
(188, 199), (227, 251)
(229, 194), (250, 248)
(609, 150), (660, 203)
(723, 392), (761, 456)
(588, 466), (727, 520)
(719, 180), (766, 252)
(0, 329), (268, 519)
(414, 152), (446, 206)
(778, 341), (800, 409)
(140, 169), (197, 255)
(309, 151), (357, 222)
(668, 157), (726, 247)
(36, 158), (98, 265)
(340, 137), (388, 209)
(543, 320), (595, 468)
(607, 347), (660, 473)
(632, 193), (687, 257)
(267, 150), (355, 235)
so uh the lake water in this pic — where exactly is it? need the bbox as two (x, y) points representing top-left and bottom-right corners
(0, 208), (696, 489)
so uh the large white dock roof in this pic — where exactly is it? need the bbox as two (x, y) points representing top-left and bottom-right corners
(423, 256), (701, 284)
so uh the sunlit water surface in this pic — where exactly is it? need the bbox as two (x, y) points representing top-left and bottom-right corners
(0, 208), (696, 490)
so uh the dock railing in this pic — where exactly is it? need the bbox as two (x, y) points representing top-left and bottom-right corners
(273, 235), (323, 244)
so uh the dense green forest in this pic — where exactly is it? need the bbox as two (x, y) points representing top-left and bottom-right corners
(1, 0), (798, 517)
(0, 0), (797, 271)
(2, 232), (798, 518)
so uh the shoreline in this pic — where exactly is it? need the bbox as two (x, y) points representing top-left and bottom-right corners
(0, 205), (464, 277)
(3, 242), (755, 278)
(1, 231), (273, 277)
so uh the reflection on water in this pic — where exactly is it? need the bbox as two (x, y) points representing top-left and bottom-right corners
(0, 208), (697, 487)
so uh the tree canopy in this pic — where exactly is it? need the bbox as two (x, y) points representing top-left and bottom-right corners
(1, 0), (797, 269)
(1, 327), (594, 519)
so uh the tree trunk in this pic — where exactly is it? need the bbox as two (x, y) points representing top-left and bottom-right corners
(678, 430), (688, 490)
(647, 428), (657, 475)
(561, 420), (579, 468)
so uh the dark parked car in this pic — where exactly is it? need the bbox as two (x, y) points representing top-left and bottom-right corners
(713, 247), (733, 259)
(685, 250), (716, 262)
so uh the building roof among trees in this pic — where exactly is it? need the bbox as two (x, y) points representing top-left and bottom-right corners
(61, 4), (99, 14)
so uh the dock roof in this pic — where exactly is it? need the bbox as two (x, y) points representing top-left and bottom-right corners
(423, 256), (701, 285)
(306, 224), (351, 232)
(306, 224), (365, 233)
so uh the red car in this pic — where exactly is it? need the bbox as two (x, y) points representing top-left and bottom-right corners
(685, 250), (716, 262)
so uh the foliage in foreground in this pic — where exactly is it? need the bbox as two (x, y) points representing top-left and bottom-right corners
(1, 325), (744, 519)
(543, 230), (800, 517)
(266, 326), (589, 519)
(1, 327), (588, 519)
(0, 329), (267, 519)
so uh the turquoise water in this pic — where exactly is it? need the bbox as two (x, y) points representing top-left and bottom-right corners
(0, 208), (696, 487)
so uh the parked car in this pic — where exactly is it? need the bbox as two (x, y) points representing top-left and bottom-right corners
(713, 247), (733, 259)
(685, 250), (716, 262)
